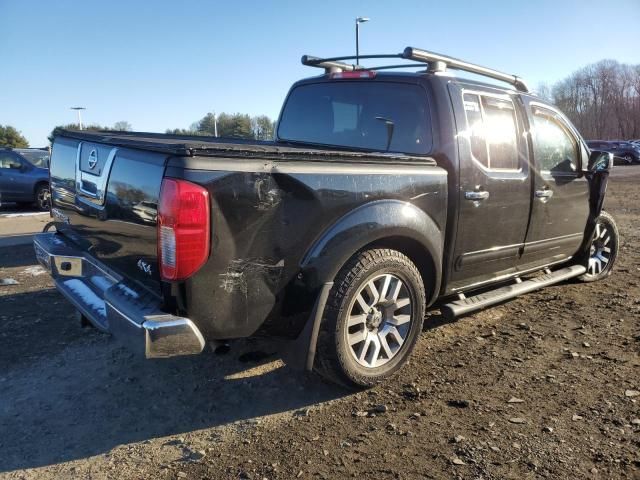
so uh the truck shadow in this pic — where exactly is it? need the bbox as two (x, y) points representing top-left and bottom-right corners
(0, 240), (39, 266)
(0, 289), (347, 473)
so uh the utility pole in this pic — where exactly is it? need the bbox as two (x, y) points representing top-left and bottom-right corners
(355, 17), (370, 66)
(213, 113), (218, 137)
(70, 107), (86, 130)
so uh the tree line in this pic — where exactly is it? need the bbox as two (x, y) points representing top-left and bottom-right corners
(540, 60), (640, 140)
(165, 112), (276, 141)
(1, 111), (276, 148)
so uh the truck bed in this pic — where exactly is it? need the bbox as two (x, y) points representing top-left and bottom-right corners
(58, 130), (436, 165)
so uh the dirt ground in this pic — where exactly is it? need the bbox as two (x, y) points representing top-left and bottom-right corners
(0, 168), (638, 480)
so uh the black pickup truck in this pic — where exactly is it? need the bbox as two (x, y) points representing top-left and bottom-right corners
(35, 47), (618, 387)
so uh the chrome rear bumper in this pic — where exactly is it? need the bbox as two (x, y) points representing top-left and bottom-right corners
(33, 232), (205, 358)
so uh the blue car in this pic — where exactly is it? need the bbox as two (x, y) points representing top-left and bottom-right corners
(0, 148), (51, 210)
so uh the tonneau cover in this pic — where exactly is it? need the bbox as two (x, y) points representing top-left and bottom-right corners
(58, 130), (436, 165)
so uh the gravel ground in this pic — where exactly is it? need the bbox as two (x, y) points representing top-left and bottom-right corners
(0, 167), (638, 480)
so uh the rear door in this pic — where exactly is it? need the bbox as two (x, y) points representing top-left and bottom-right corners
(519, 100), (589, 268)
(448, 84), (532, 290)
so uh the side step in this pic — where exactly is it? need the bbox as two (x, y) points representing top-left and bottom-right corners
(441, 265), (586, 319)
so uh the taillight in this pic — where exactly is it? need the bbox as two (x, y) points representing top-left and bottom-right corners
(158, 178), (210, 281)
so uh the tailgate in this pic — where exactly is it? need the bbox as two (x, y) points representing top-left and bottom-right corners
(49, 136), (167, 293)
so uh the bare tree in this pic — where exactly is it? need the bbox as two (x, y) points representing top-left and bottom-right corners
(551, 60), (640, 140)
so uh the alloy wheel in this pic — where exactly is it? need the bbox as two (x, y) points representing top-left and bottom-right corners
(587, 222), (613, 277)
(346, 273), (413, 368)
(37, 187), (51, 210)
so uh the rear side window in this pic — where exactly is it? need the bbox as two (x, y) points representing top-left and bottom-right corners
(531, 107), (578, 173)
(0, 153), (22, 169)
(463, 93), (519, 171)
(278, 82), (432, 155)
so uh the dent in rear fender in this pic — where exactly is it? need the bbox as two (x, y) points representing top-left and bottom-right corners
(300, 199), (445, 299)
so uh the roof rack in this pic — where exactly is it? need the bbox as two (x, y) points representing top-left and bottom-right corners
(301, 46), (529, 93)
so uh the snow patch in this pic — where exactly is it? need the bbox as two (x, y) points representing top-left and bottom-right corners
(50, 236), (65, 246)
(63, 279), (106, 317)
(117, 284), (139, 299)
(0, 212), (48, 218)
(23, 266), (46, 276)
(90, 276), (113, 292)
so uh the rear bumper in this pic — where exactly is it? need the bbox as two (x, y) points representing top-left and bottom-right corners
(33, 232), (205, 358)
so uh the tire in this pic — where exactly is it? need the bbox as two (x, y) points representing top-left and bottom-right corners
(35, 184), (50, 211)
(578, 211), (619, 282)
(624, 154), (633, 165)
(314, 249), (426, 388)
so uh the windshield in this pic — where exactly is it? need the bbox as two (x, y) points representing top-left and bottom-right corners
(278, 81), (432, 155)
(17, 150), (50, 168)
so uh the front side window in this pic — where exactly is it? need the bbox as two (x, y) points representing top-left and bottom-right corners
(531, 107), (578, 173)
(278, 82), (432, 155)
(463, 93), (519, 171)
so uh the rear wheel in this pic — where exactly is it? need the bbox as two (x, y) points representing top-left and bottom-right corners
(35, 184), (50, 211)
(578, 211), (619, 282)
(314, 249), (426, 388)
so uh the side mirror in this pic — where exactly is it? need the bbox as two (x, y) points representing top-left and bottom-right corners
(588, 150), (613, 172)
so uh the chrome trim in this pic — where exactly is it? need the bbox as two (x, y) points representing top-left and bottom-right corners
(450, 256), (573, 293)
(75, 142), (119, 208)
(144, 316), (206, 359)
(464, 190), (490, 201)
(33, 232), (205, 358)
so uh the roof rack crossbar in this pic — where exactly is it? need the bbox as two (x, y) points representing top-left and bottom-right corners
(301, 53), (403, 73)
(369, 64), (428, 71)
(301, 47), (529, 93)
(402, 47), (529, 92)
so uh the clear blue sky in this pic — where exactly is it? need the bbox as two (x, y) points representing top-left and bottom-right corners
(1, 0), (638, 146)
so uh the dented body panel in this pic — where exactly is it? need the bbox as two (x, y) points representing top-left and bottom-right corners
(166, 159), (447, 339)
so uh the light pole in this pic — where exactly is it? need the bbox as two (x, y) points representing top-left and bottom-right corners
(355, 17), (370, 66)
(70, 107), (86, 130)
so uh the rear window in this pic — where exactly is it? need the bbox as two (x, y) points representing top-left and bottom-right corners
(277, 82), (432, 155)
(18, 150), (50, 168)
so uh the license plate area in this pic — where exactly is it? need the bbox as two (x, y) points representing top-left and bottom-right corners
(53, 256), (84, 277)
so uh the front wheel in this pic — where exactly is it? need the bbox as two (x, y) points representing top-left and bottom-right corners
(578, 211), (619, 282)
(314, 249), (426, 388)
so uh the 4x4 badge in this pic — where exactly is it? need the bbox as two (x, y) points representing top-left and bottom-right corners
(137, 259), (152, 275)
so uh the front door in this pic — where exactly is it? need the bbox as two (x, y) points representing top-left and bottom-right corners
(519, 101), (590, 268)
(0, 152), (24, 201)
(448, 85), (532, 291)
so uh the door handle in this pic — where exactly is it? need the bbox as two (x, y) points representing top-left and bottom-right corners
(465, 190), (490, 201)
(535, 189), (554, 199)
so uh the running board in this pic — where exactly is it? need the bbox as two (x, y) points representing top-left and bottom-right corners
(441, 265), (586, 319)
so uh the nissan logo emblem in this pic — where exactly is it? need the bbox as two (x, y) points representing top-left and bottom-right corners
(88, 149), (98, 170)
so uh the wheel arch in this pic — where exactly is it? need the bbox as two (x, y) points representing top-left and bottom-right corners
(33, 179), (49, 195)
(300, 200), (444, 306)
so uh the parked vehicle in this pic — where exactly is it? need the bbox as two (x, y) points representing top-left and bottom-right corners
(34, 47), (618, 388)
(587, 140), (640, 165)
(0, 147), (50, 210)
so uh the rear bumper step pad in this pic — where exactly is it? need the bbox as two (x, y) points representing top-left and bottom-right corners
(442, 265), (587, 319)
(33, 232), (205, 358)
